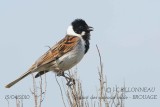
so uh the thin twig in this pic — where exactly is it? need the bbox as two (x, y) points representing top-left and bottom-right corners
(55, 74), (67, 107)
(41, 73), (47, 102)
(96, 45), (103, 72)
(96, 45), (103, 107)
(39, 76), (43, 107)
(31, 73), (38, 107)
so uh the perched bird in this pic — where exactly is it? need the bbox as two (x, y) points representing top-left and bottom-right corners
(5, 19), (93, 88)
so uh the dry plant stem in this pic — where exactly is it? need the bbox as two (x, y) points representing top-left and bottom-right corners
(96, 45), (103, 107)
(31, 73), (38, 107)
(41, 73), (47, 102)
(96, 45), (103, 74)
(56, 44), (125, 107)
(21, 99), (23, 107)
(62, 80), (73, 107)
(67, 72), (79, 107)
(30, 73), (47, 107)
(66, 79), (77, 106)
(16, 98), (19, 107)
(61, 71), (84, 107)
(71, 72), (82, 107)
(38, 74), (47, 107)
(55, 74), (67, 107)
(122, 83), (125, 107)
(16, 98), (23, 107)
(71, 86), (79, 107)
(39, 76), (43, 107)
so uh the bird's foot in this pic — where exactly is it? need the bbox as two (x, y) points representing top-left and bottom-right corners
(66, 77), (75, 87)
(62, 74), (75, 87)
(57, 71), (75, 86)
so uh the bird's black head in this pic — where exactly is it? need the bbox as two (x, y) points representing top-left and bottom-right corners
(71, 19), (93, 35)
(70, 19), (93, 54)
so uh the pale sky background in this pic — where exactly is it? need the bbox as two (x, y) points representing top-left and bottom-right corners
(0, 0), (160, 107)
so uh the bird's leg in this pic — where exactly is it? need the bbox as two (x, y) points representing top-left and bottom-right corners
(63, 74), (75, 87)
(56, 70), (64, 76)
(57, 70), (75, 86)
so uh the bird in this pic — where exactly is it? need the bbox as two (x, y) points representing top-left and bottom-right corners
(5, 19), (93, 88)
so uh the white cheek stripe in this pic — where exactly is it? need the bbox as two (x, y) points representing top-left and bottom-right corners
(66, 25), (86, 46)
(67, 26), (81, 37)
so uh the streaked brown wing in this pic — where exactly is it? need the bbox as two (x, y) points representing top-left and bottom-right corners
(33, 35), (80, 69)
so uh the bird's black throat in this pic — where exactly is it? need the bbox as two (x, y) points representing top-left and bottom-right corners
(82, 34), (90, 54)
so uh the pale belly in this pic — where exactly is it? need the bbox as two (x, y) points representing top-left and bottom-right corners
(48, 42), (85, 72)
(57, 46), (84, 71)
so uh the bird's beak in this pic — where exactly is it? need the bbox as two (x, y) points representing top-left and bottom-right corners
(88, 26), (94, 31)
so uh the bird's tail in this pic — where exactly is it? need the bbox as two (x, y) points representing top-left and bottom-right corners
(5, 71), (31, 88)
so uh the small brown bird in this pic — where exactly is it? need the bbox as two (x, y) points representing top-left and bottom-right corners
(5, 19), (93, 88)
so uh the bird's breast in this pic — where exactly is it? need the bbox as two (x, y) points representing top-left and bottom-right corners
(56, 40), (85, 71)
